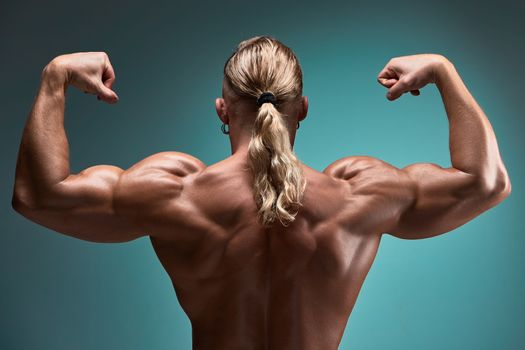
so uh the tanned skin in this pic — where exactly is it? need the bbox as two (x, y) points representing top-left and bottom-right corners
(12, 52), (511, 350)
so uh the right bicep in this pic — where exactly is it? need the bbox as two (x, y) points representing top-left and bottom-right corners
(387, 162), (503, 239)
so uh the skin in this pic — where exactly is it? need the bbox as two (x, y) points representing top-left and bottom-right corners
(12, 52), (511, 350)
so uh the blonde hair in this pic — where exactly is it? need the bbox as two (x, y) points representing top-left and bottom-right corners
(223, 36), (307, 227)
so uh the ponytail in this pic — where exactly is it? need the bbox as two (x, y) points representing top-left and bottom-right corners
(248, 102), (306, 227)
(223, 35), (307, 227)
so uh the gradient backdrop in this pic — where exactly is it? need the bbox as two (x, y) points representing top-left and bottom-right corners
(1, 0), (523, 349)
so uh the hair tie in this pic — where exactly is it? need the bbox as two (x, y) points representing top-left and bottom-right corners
(256, 92), (277, 107)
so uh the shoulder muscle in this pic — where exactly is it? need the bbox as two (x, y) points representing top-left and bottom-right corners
(324, 155), (407, 185)
(324, 155), (415, 230)
(114, 152), (206, 219)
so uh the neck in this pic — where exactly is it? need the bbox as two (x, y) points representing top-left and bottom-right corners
(228, 123), (298, 156)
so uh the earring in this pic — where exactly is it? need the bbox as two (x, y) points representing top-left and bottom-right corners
(221, 123), (230, 135)
(297, 122), (300, 130)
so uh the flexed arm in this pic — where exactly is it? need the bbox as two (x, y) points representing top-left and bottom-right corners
(10, 53), (145, 242)
(376, 54), (511, 239)
(12, 52), (119, 206)
(12, 52), (206, 243)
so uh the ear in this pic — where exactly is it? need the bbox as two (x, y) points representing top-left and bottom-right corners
(215, 98), (229, 124)
(298, 96), (308, 122)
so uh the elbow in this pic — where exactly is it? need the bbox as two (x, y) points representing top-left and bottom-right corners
(12, 195), (28, 215)
(12, 190), (41, 214)
(496, 175), (512, 200)
(11, 195), (20, 212)
(478, 170), (512, 202)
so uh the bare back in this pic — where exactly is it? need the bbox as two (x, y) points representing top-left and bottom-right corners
(137, 152), (410, 350)
(12, 47), (512, 350)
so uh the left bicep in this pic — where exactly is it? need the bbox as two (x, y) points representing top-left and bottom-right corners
(18, 165), (145, 243)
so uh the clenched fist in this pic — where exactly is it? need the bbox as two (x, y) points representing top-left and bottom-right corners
(377, 54), (447, 101)
(43, 52), (119, 104)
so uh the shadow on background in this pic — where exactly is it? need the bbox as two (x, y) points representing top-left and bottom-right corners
(1, 0), (523, 349)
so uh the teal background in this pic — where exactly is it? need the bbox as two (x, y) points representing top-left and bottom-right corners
(1, 0), (523, 349)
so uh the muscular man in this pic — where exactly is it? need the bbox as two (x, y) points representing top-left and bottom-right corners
(12, 36), (511, 349)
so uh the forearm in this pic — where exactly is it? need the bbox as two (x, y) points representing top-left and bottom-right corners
(435, 57), (510, 193)
(13, 64), (70, 208)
